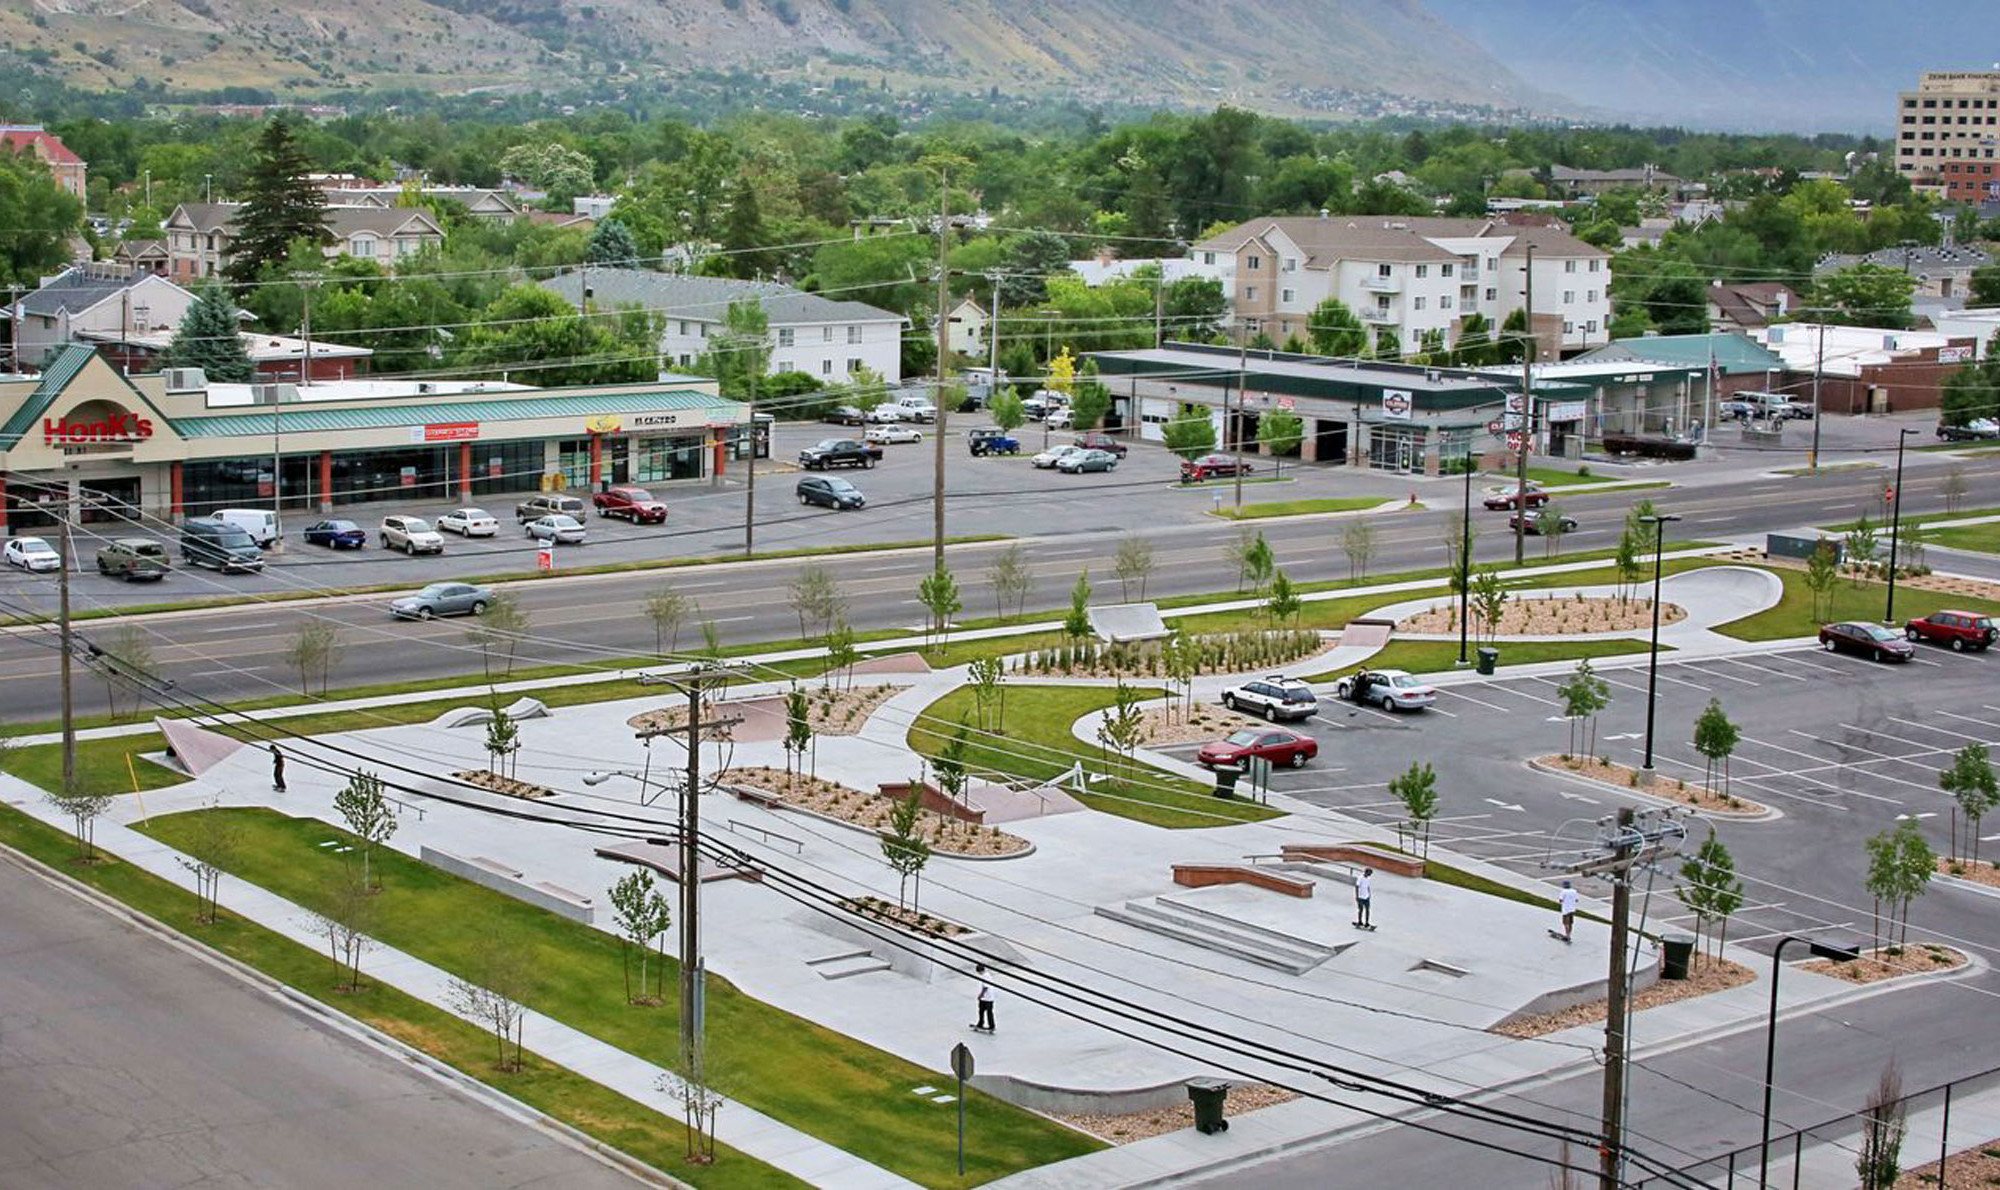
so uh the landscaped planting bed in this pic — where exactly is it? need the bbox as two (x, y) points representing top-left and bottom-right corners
(722, 766), (1030, 857)
(1058, 1084), (1301, 1144)
(1399, 593), (1684, 636)
(1937, 855), (2000, 888)
(1133, 703), (1266, 746)
(841, 894), (975, 938)
(1494, 957), (1755, 1039)
(1800, 943), (1968, 983)
(1014, 629), (1331, 679)
(452, 769), (556, 799)
(1535, 755), (1769, 818)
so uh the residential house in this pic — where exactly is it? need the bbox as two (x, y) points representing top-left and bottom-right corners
(5, 264), (199, 368)
(113, 239), (170, 276)
(573, 195), (617, 220)
(317, 183), (523, 222)
(946, 296), (987, 358)
(1191, 214), (1613, 359)
(1814, 242), (1994, 301)
(539, 269), (908, 383)
(1750, 322), (1978, 414)
(1705, 281), (1800, 333)
(1548, 164), (1683, 197)
(0, 125), (86, 199)
(162, 203), (447, 280)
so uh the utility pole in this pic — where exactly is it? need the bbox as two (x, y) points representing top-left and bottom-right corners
(1153, 267), (1164, 348)
(932, 165), (951, 572)
(58, 488), (76, 795)
(1515, 243), (1535, 565)
(1233, 338), (1247, 509)
(1807, 319), (1825, 471)
(986, 269), (1003, 389)
(744, 365), (758, 558)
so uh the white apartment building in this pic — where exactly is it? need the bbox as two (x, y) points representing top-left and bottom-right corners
(1192, 215), (1613, 359)
(1894, 70), (2000, 181)
(541, 269), (907, 383)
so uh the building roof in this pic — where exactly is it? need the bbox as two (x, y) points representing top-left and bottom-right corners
(73, 328), (374, 363)
(167, 202), (239, 233)
(16, 265), (178, 319)
(170, 386), (724, 439)
(1550, 164), (1680, 185)
(323, 206), (444, 238)
(1194, 214), (1606, 267)
(1751, 322), (1970, 378)
(114, 239), (168, 259)
(1086, 342), (1510, 415)
(540, 269), (905, 326)
(1706, 281), (1799, 329)
(0, 125), (82, 165)
(1573, 333), (1787, 375)
(0, 344), (172, 449)
(1815, 243), (1992, 274)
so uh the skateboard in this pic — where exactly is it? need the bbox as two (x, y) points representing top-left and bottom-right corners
(1548, 929), (1573, 944)
(969, 1023), (995, 1034)
(1352, 921), (1377, 931)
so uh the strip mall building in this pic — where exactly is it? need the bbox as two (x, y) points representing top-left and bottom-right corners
(0, 345), (755, 530)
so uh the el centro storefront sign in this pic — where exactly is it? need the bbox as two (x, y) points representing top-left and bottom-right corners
(43, 410), (155, 446)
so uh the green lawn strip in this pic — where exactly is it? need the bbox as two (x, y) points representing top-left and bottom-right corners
(1772, 462), (1880, 477)
(1168, 475), (1294, 490)
(3, 731), (180, 793)
(1713, 564), (2000, 641)
(1298, 637), (1658, 683)
(1819, 506), (2000, 533)
(907, 685), (1277, 829)
(1486, 466), (1618, 488)
(139, 808), (1101, 1186)
(0, 804), (805, 1190)
(1208, 497), (1399, 521)
(1916, 524), (1999, 554)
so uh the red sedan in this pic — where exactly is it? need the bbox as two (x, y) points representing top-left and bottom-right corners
(1181, 453), (1254, 482)
(1196, 727), (1318, 770)
(1482, 482), (1549, 510)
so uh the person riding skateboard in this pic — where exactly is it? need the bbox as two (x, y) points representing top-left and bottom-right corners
(1354, 867), (1373, 929)
(972, 965), (995, 1032)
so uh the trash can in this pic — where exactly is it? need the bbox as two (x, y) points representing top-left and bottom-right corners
(1476, 647), (1499, 676)
(1212, 766), (1241, 799)
(1661, 931), (1696, 981)
(1187, 1079), (1231, 1133)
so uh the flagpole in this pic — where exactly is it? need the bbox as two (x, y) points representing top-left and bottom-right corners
(1704, 337), (1717, 451)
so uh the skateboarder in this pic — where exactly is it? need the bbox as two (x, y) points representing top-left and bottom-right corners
(972, 965), (995, 1032)
(1558, 880), (1578, 943)
(1354, 867), (1373, 929)
(270, 745), (286, 794)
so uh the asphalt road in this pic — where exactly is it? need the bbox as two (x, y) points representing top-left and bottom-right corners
(1, 448), (1996, 724)
(0, 849), (641, 1190)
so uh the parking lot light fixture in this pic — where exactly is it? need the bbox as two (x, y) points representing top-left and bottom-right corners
(1884, 426), (1917, 626)
(1760, 934), (1862, 1187)
(1457, 458), (1473, 667)
(1639, 513), (1681, 777)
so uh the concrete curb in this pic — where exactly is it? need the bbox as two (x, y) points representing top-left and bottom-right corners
(1524, 757), (1782, 823)
(0, 838), (686, 1189)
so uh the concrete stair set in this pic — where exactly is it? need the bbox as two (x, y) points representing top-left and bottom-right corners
(1094, 895), (1348, 975)
(805, 948), (894, 981)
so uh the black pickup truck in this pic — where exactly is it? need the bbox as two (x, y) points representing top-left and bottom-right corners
(798, 438), (883, 469)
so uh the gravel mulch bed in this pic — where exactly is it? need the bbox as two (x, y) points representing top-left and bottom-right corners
(1399, 594), (1684, 636)
(625, 684), (898, 738)
(1058, 1084), (1300, 1144)
(1937, 856), (2000, 889)
(1892, 1139), (2000, 1188)
(842, 894), (973, 937)
(1135, 703), (1268, 746)
(452, 769), (556, 799)
(1535, 755), (1769, 817)
(1493, 957), (1755, 1039)
(721, 766), (1030, 857)
(1800, 943), (1968, 983)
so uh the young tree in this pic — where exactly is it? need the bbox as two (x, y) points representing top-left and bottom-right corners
(967, 656), (1005, 731)
(1341, 517), (1377, 581)
(309, 870), (375, 992)
(1939, 743), (1998, 865)
(1864, 827), (1900, 953)
(1556, 659), (1612, 758)
(609, 868), (668, 1004)
(283, 619), (341, 696)
(98, 622), (154, 722)
(1855, 1062), (1908, 1190)
(161, 281), (254, 381)
(1063, 570), (1093, 641)
(933, 720), (972, 820)
(1470, 567), (1509, 642)
(1941, 463), (1969, 515)
(333, 770), (397, 891)
(1443, 516), (1475, 602)
(986, 543), (1033, 619)
(1237, 531), (1276, 594)
(1691, 698), (1740, 798)
(465, 592), (530, 680)
(1536, 502), (1571, 559)
(643, 585), (690, 655)
(1257, 409), (1305, 477)
(1613, 529), (1642, 604)
(1097, 680), (1146, 775)
(822, 619), (858, 692)
(484, 706), (520, 779)
(175, 800), (240, 926)
(881, 786), (932, 912)
(783, 687), (813, 781)
(1305, 297), (1367, 356)
(1676, 831), (1744, 966)
(585, 217), (639, 266)
(1265, 569), (1301, 627)
(1844, 513), (1879, 582)
(1164, 628), (1199, 721)
(47, 780), (113, 864)
(448, 946), (531, 1072)
(1388, 761), (1439, 858)
(1112, 534), (1155, 602)
(990, 387), (1027, 433)
(1804, 538), (1840, 622)
(1891, 818), (1935, 949)
(917, 563), (962, 647)
(787, 562), (845, 642)
(1161, 402), (1218, 460)
(225, 116), (329, 283)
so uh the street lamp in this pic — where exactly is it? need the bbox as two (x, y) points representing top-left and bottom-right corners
(1759, 934), (1862, 1187)
(1638, 513), (1682, 776)
(1884, 426), (1917, 625)
(1457, 455), (1473, 667)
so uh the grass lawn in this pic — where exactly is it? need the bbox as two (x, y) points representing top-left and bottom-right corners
(0, 805), (806, 1189)
(1820, 506), (2000, 534)
(1496, 466), (1619, 488)
(1919, 524), (2000, 554)
(1299, 637), (1659, 682)
(1773, 462), (1879, 477)
(1712, 564), (2000, 641)
(907, 685), (1278, 829)
(140, 808), (1102, 1186)
(3, 731), (181, 793)
(1208, 497), (1399, 521)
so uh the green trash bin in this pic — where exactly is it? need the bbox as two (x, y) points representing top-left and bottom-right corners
(1212, 766), (1241, 799)
(1661, 931), (1696, 981)
(1476, 647), (1499, 676)
(1187, 1078), (1231, 1133)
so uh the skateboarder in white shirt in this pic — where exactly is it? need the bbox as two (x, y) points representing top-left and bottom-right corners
(1558, 880), (1579, 943)
(972, 964), (996, 1032)
(1353, 867), (1374, 929)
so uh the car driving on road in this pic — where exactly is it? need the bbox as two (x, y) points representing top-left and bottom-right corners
(1509, 510), (1579, 535)
(1197, 727), (1319, 770)
(525, 514), (587, 545)
(438, 507), (499, 537)
(1333, 669), (1438, 711)
(1819, 621), (1914, 663)
(1483, 482), (1549, 510)
(390, 581), (494, 620)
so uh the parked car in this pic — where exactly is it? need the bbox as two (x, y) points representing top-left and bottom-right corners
(1483, 482), (1549, 510)
(824, 404), (866, 426)
(1181, 453), (1253, 482)
(302, 519), (367, 549)
(1509, 510), (1580, 535)
(96, 537), (170, 581)
(593, 486), (668, 524)
(1753, 392), (1810, 420)
(1022, 390), (1068, 421)
(213, 508), (280, 548)
(1936, 418), (2000, 442)
(866, 424), (924, 445)
(179, 518), (264, 573)
(1818, 620), (1914, 662)
(797, 475), (866, 509)
(1073, 431), (1129, 457)
(1717, 399), (1757, 422)
(516, 494), (588, 523)
(799, 438), (880, 469)
(1032, 444), (1085, 469)
(1219, 676), (1317, 721)
(866, 404), (912, 423)
(1904, 609), (1997, 651)
(525, 514), (587, 544)
(380, 515), (445, 555)
(390, 581), (494, 620)
(1196, 727), (1319, 770)
(1333, 669), (1438, 712)
(1046, 406), (1074, 429)
(967, 428), (1020, 456)
(3, 536), (61, 572)
(437, 507), (499, 537)
(1056, 448), (1119, 474)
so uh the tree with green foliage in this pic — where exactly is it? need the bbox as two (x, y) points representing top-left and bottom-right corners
(1795, 538), (1838, 622)
(1813, 263), (1918, 329)
(1939, 340), (2000, 428)
(1112, 534), (1154, 602)
(1162, 402), (1218, 461)
(1165, 628), (1199, 721)
(1064, 571), (1093, 640)
(1495, 308), (1530, 363)
(643, 585), (689, 656)
(967, 657), (1005, 731)
(333, 770), (396, 891)
(609, 869), (669, 1004)
(917, 563), (962, 647)
(1265, 569), (1301, 626)
(224, 116), (328, 284)
(698, 298), (771, 401)
(46, 779), (113, 865)
(1677, 830), (1744, 966)
(1388, 761), (1439, 858)
(1371, 325), (1402, 361)
(1470, 567), (1509, 643)
(1234, 530), (1276, 594)
(1068, 362), (1111, 430)
(1535, 500), (1571, 558)
(990, 387), (1027, 432)
(1692, 698), (1740, 798)
(787, 562), (844, 643)
(1614, 529), (1642, 604)
(283, 619), (341, 697)
(1164, 275), (1229, 342)
(1844, 513), (1879, 581)
(1971, 264), (2000, 308)
(1305, 297), (1367, 356)
(1341, 517), (1377, 581)
(822, 618), (858, 692)
(933, 720), (971, 814)
(483, 706), (520, 780)
(1940, 743), (1998, 865)
(1097, 679), (1146, 774)
(0, 147), (84, 289)
(1257, 409), (1304, 476)
(454, 284), (660, 385)
(1856, 1064), (1908, 1190)
(783, 686), (813, 780)
(499, 142), (595, 207)
(1556, 659), (1612, 759)
(882, 784), (932, 912)
(161, 281), (254, 381)
(464, 591), (529, 680)
(986, 542), (1033, 619)
(1452, 312), (1495, 366)
(586, 216), (639, 266)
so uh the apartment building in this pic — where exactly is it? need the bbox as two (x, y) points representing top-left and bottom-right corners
(1894, 71), (2000, 183)
(0, 125), (86, 199)
(163, 203), (447, 280)
(1191, 214), (1612, 359)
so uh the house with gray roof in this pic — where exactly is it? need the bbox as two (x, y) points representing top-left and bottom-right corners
(540, 268), (908, 384)
(4, 263), (200, 368)
(162, 202), (446, 281)
(1814, 242), (1993, 302)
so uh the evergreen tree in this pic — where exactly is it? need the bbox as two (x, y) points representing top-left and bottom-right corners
(224, 116), (328, 284)
(717, 183), (775, 279)
(1496, 308), (1531, 363)
(161, 282), (253, 381)
(586, 217), (639, 266)
(1453, 312), (1494, 366)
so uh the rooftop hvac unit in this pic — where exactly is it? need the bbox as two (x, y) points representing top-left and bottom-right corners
(417, 382), (436, 394)
(251, 383), (300, 405)
(163, 367), (206, 392)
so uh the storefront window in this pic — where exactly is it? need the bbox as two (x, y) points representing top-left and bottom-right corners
(1367, 426), (1425, 472)
(469, 440), (548, 497)
(633, 434), (704, 482)
(182, 454), (320, 516)
(557, 438), (593, 489)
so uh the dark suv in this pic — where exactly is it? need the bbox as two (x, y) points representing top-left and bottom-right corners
(1905, 609), (1997, 652)
(798, 439), (881, 470)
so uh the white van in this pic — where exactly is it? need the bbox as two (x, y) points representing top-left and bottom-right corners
(213, 508), (280, 547)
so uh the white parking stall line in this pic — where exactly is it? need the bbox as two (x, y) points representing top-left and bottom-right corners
(1640, 750), (1854, 810)
(1907, 656), (1945, 667)
(1651, 670), (1714, 692)
(1310, 714), (1351, 731)
(1714, 657), (1808, 682)
(1717, 739), (1910, 804)
(1836, 723), (1957, 755)
(1937, 710), (2000, 732)
(1597, 675), (1654, 695)
(1437, 688), (1513, 713)
(1483, 682), (1561, 708)
(1765, 730), (1944, 787)
(1776, 653), (1853, 676)
(1887, 715), (1999, 744)
(1677, 662), (1760, 686)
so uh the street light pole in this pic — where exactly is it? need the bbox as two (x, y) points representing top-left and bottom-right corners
(1885, 426), (1916, 625)
(1759, 935), (1862, 1187)
(1639, 513), (1681, 776)
(1457, 459), (1473, 666)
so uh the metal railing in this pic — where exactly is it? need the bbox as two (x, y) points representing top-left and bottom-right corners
(1632, 1062), (2000, 1188)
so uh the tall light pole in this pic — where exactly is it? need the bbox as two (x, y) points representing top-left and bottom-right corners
(1758, 934), (1861, 1187)
(1885, 426), (1916, 625)
(1514, 242), (1536, 565)
(1638, 512), (1681, 777)
(1807, 318), (1826, 471)
(1457, 457), (1473, 667)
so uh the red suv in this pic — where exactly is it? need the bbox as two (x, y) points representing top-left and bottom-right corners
(1073, 431), (1128, 457)
(593, 486), (667, 524)
(1905, 609), (1997, 652)
(1181, 453), (1253, 482)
